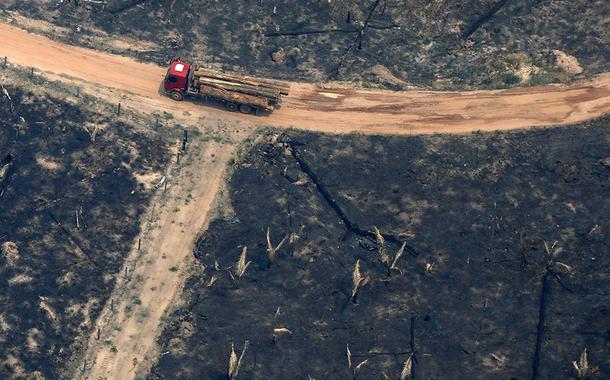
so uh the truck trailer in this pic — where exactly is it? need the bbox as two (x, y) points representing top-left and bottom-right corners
(163, 58), (289, 114)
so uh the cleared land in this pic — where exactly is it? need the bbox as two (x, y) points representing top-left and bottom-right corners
(0, 73), (168, 379)
(150, 119), (609, 380)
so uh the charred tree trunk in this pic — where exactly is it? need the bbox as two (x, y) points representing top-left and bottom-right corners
(109, 0), (149, 14)
(462, 0), (511, 39)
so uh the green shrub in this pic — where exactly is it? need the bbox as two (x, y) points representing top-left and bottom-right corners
(502, 73), (521, 85)
(529, 72), (551, 86)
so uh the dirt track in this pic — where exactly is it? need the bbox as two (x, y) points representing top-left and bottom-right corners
(72, 134), (244, 380)
(1, 23), (609, 135)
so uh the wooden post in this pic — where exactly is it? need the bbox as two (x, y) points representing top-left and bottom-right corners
(164, 181), (167, 192)
(138, 238), (141, 251)
(96, 328), (100, 340)
(2, 57), (7, 68)
(177, 152), (180, 164)
(155, 115), (159, 128)
(182, 129), (188, 151)
(30, 67), (34, 78)
(117, 102), (121, 115)
(125, 267), (128, 277)
(111, 299), (114, 312)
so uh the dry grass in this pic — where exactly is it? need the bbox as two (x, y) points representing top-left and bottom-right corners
(400, 353), (413, 380)
(82, 122), (104, 143)
(544, 240), (563, 258)
(425, 262), (434, 273)
(374, 227), (409, 273)
(390, 241), (407, 270)
(346, 342), (369, 376)
(228, 340), (249, 380)
(272, 327), (292, 341)
(374, 226), (391, 266)
(1, 83), (11, 101)
(0, 82), (14, 113)
(266, 227), (287, 265)
(234, 246), (251, 278)
(346, 343), (352, 369)
(572, 348), (590, 379)
(354, 358), (369, 372)
(0, 163), (10, 181)
(206, 274), (218, 288)
(351, 259), (369, 302)
(554, 261), (573, 274)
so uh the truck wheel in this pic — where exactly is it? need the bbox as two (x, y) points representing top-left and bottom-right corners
(239, 105), (252, 114)
(225, 102), (238, 112)
(170, 91), (183, 101)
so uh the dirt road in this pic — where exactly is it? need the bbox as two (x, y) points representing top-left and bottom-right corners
(74, 133), (246, 380)
(1, 23), (609, 135)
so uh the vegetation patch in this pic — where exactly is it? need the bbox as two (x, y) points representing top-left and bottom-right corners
(1, 1), (608, 89)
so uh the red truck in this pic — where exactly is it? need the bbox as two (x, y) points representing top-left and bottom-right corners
(163, 58), (289, 114)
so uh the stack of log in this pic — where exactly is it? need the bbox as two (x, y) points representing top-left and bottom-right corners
(192, 68), (289, 111)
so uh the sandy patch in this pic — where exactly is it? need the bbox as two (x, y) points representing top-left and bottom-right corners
(318, 92), (344, 99)
(36, 155), (62, 170)
(552, 50), (583, 74)
(1, 241), (19, 266)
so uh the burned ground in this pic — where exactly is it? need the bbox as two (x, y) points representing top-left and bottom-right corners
(149, 118), (609, 380)
(1, 0), (608, 89)
(0, 84), (168, 378)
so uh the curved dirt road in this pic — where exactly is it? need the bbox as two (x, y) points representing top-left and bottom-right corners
(1, 23), (609, 135)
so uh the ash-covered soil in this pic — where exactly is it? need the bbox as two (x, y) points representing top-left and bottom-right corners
(0, 84), (168, 379)
(1, 0), (608, 89)
(149, 117), (609, 379)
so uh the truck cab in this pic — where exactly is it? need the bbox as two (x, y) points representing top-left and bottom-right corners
(163, 59), (191, 101)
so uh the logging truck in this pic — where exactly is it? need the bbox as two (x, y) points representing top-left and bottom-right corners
(163, 58), (289, 114)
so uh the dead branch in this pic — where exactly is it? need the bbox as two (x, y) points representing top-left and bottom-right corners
(265, 23), (400, 37)
(462, 0), (511, 39)
(331, 0), (383, 79)
(109, 0), (149, 14)
(284, 136), (420, 257)
(48, 211), (99, 268)
(531, 270), (550, 380)
(82, 124), (99, 143)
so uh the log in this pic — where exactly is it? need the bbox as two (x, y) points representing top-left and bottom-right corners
(199, 85), (272, 110)
(193, 68), (289, 95)
(265, 24), (400, 38)
(195, 77), (281, 101)
(331, 0), (383, 79)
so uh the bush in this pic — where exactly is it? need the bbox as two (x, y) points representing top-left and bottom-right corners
(529, 72), (552, 86)
(502, 73), (521, 85)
